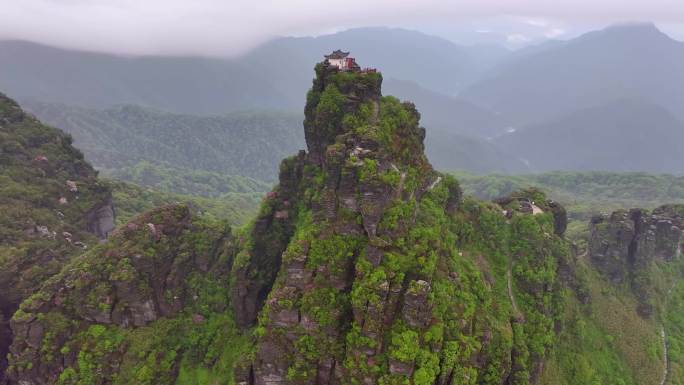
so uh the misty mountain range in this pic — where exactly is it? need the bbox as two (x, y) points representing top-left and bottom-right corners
(1, 22), (683, 177)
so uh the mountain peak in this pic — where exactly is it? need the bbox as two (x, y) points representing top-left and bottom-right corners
(227, 55), (570, 385)
(605, 21), (659, 31)
(589, 21), (671, 42)
(303, 55), (428, 169)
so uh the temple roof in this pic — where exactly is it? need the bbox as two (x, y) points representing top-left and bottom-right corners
(325, 50), (350, 59)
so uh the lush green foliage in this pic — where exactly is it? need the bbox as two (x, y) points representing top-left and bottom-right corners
(456, 171), (684, 219)
(27, 102), (304, 181)
(8, 205), (252, 385)
(0, 93), (111, 362)
(108, 179), (261, 227)
(455, 171), (684, 242)
(5, 58), (684, 385)
(107, 161), (270, 197)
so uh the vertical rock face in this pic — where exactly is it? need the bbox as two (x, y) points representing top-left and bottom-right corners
(651, 205), (684, 260)
(233, 60), (568, 385)
(87, 199), (116, 240)
(231, 151), (307, 328)
(589, 210), (637, 284)
(589, 205), (683, 315)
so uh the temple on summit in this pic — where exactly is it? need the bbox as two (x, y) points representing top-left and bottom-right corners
(324, 50), (361, 72)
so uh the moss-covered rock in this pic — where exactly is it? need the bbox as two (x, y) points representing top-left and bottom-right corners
(6, 204), (250, 384)
(230, 58), (568, 385)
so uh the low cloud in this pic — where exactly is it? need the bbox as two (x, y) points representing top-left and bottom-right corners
(507, 33), (531, 44)
(545, 28), (567, 38)
(0, 0), (682, 56)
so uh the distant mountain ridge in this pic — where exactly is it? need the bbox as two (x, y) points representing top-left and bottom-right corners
(26, 99), (527, 178)
(462, 23), (684, 125)
(0, 27), (508, 114)
(495, 99), (684, 174)
(0, 28), (515, 168)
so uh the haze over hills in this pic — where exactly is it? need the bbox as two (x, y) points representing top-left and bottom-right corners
(0, 27), (508, 114)
(495, 99), (684, 174)
(240, 27), (510, 98)
(0, 40), (290, 115)
(25, 99), (525, 178)
(1, 27), (517, 175)
(382, 78), (509, 138)
(23, 101), (304, 181)
(462, 22), (684, 125)
(382, 78), (524, 173)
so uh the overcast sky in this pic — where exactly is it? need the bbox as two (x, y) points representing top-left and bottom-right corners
(1, 0), (683, 56)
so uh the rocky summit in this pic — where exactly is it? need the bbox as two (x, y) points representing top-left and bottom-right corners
(2, 57), (684, 385)
(232, 61), (569, 385)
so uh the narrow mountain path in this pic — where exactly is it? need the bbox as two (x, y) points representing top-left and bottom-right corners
(531, 203), (544, 215)
(660, 325), (668, 385)
(371, 100), (380, 124)
(391, 163), (407, 197)
(659, 282), (677, 385)
(507, 265), (522, 318)
(428, 176), (442, 190)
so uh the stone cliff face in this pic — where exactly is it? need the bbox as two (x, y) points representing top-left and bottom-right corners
(0, 93), (114, 383)
(589, 205), (683, 316)
(86, 198), (116, 240)
(231, 62), (568, 385)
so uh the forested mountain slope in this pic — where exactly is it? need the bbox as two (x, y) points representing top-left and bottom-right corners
(23, 102), (303, 181)
(493, 100), (684, 174)
(0, 93), (114, 382)
(462, 23), (684, 125)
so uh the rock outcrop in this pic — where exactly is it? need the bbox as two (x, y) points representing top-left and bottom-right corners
(589, 205), (683, 315)
(86, 198), (116, 240)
